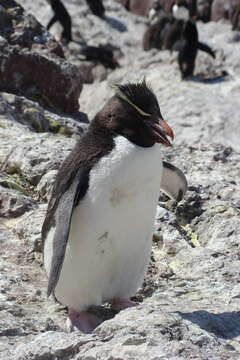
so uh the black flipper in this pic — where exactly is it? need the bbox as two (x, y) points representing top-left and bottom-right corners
(43, 167), (90, 297)
(42, 128), (114, 298)
(197, 41), (215, 59)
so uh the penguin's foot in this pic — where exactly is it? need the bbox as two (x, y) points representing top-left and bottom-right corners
(67, 308), (102, 333)
(110, 298), (138, 312)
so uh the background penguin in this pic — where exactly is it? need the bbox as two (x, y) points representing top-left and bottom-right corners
(231, 4), (240, 31)
(79, 44), (120, 69)
(178, 19), (215, 78)
(46, 0), (72, 43)
(143, 15), (174, 51)
(42, 80), (178, 333)
(148, 0), (164, 23)
(85, 0), (105, 18)
(163, 18), (185, 50)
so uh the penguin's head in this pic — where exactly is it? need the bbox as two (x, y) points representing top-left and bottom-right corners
(95, 80), (174, 148)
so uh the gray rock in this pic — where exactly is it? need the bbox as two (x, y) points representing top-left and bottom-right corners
(0, 0), (83, 114)
(0, 1), (240, 359)
(0, 185), (37, 218)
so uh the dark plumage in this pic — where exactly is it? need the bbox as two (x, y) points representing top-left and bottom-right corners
(163, 18), (185, 50)
(231, 4), (240, 31)
(196, 0), (213, 22)
(85, 0), (105, 18)
(178, 20), (198, 78)
(178, 20), (215, 78)
(114, 81), (161, 118)
(80, 45), (119, 69)
(143, 15), (174, 51)
(47, 0), (72, 43)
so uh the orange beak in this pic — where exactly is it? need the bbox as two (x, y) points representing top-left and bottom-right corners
(150, 118), (174, 147)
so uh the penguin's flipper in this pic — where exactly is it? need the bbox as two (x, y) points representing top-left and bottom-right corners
(197, 41), (215, 59)
(160, 161), (188, 202)
(42, 167), (89, 297)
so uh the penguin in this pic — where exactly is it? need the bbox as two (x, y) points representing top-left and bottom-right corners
(85, 0), (105, 18)
(148, 0), (164, 24)
(79, 44), (120, 69)
(177, 19), (215, 78)
(46, 0), (72, 43)
(42, 80), (178, 334)
(143, 15), (175, 51)
(163, 18), (185, 50)
(231, 4), (240, 31)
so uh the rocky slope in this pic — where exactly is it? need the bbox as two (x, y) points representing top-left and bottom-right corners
(0, 0), (240, 359)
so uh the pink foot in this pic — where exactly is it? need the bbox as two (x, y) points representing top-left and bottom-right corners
(110, 298), (138, 312)
(67, 308), (102, 333)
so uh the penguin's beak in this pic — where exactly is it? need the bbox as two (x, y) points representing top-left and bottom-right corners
(150, 119), (174, 147)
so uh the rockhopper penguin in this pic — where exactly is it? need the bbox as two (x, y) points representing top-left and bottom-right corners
(42, 80), (185, 333)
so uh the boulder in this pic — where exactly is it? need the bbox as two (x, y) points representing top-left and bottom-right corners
(0, 0), (83, 114)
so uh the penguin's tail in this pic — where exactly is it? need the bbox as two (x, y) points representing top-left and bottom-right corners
(197, 41), (215, 59)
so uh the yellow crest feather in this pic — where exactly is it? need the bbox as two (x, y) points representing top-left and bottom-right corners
(111, 84), (151, 117)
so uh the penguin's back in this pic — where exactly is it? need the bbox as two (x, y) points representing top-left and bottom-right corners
(45, 136), (162, 311)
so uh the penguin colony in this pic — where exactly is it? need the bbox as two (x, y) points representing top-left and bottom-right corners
(45, 0), (238, 78)
(45, 0), (236, 77)
(42, 80), (189, 333)
(144, 0), (216, 78)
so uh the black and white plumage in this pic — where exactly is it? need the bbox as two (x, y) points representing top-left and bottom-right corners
(177, 20), (215, 79)
(85, 0), (105, 18)
(172, 1), (190, 21)
(42, 80), (182, 333)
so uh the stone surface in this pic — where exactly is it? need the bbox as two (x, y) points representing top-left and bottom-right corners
(0, 0), (83, 114)
(0, 1), (240, 359)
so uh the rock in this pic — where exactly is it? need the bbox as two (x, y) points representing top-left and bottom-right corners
(0, 0), (83, 114)
(0, 93), (87, 192)
(0, 1), (240, 359)
(36, 170), (58, 202)
(0, 186), (37, 218)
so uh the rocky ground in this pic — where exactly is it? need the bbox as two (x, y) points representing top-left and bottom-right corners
(0, 1), (240, 359)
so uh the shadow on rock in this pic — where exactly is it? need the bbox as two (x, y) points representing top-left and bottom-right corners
(178, 310), (240, 339)
(104, 16), (127, 32)
(186, 71), (229, 84)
